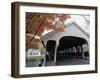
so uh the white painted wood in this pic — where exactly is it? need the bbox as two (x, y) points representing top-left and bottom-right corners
(41, 22), (89, 45)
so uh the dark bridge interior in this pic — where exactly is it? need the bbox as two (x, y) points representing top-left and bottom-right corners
(45, 36), (89, 66)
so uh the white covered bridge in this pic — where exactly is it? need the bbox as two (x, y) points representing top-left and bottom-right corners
(41, 15), (90, 65)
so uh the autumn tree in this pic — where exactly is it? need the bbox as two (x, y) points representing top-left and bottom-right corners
(26, 13), (70, 48)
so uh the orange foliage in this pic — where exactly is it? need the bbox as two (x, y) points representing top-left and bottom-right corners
(26, 13), (70, 47)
